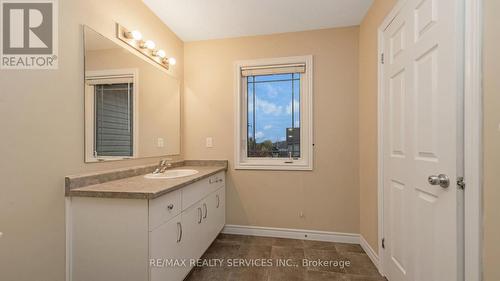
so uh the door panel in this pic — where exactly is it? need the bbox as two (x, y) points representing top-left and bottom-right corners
(414, 46), (439, 161)
(382, 0), (462, 280)
(389, 180), (407, 276)
(389, 69), (406, 158)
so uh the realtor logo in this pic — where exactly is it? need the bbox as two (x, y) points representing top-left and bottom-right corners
(1, 0), (58, 69)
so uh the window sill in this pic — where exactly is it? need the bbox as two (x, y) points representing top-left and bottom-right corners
(234, 162), (313, 171)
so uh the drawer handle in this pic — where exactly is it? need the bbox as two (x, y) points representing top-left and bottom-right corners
(176, 222), (182, 243)
(197, 207), (202, 224)
(167, 204), (174, 211)
(203, 203), (207, 219)
(210, 177), (223, 184)
(216, 195), (220, 208)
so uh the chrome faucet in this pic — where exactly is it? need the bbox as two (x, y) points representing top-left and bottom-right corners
(152, 159), (172, 174)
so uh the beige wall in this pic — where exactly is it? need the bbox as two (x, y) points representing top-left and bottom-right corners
(358, 0), (397, 251)
(483, 0), (500, 279)
(184, 27), (360, 233)
(0, 0), (183, 280)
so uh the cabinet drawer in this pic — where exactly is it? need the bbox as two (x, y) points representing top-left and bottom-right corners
(149, 189), (181, 231)
(182, 172), (225, 211)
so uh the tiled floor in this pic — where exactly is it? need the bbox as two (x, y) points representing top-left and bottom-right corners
(185, 234), (386, 281)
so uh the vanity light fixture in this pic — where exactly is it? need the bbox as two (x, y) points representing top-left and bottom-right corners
(141, 40), (156, 50)
(116, 23), (175, 70)
(125, 30), (142, 41)
(167, 57), (176, 65)
(153, 49), (166, 58)
(161, 57), (176, 66)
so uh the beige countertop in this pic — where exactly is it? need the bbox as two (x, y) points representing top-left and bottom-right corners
(65, 161), (227, 200)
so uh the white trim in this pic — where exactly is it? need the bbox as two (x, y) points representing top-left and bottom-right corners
(233, 56), (314, 171)
(360, 235), (381, 273)
(84, 68), (140, 163)
(463, 0), (483, 280)
(222, 224), (359, 244)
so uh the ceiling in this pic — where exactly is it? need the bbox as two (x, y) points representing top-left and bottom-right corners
(143, 0), (374, 42)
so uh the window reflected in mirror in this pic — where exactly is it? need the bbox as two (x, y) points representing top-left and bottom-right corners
(83, 26), (180, 162)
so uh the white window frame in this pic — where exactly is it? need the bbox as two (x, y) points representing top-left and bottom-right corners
(84, 68), (139, 162)
(234, 55), (313, 170)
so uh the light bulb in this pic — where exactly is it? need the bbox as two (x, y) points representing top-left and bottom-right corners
(144, 40), (155, 50)
(126, 30), (142, 41)
(168, 57), (176, 65)
(155, 49), (166, 58)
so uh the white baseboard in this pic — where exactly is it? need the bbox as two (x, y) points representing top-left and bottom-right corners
(359, 235), (381, 272)
(222, 224), (360, 244)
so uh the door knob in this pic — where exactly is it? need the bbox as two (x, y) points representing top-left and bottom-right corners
(428, 174), (450, 188)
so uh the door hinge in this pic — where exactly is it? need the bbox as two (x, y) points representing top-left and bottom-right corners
(382, 238), (385, 249)
(380, 53), (385, 64)
(457, 177), (465, 190)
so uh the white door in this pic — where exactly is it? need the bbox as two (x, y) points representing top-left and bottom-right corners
(381, 0), (462, 280)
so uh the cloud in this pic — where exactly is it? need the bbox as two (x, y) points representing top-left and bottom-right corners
(263, 84), (279, 98)
(255, 98), (283, 116)
(255, 131), (264, 139)
(263, 125), (273, 130)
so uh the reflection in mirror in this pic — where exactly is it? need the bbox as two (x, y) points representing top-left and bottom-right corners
(83, 26), (180, 162)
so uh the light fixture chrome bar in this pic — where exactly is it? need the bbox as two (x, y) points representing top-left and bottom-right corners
(115, 23), (174, 71)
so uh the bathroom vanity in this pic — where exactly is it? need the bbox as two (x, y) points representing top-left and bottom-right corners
(66, 160), (227, 281)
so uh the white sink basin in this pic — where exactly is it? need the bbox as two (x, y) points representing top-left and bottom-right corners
(144, 169), (199, 179)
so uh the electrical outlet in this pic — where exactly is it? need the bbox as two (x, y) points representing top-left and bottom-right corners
(299, 211), (304, 218)
(157, 138), (164, 148)
(206, 137), (213, 148)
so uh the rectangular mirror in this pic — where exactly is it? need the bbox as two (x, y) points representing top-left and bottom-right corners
(83, 26), (180, 162)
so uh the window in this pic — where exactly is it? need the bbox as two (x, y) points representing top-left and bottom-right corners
(235, 56), (313, 170)
(84, 70), (138, 162)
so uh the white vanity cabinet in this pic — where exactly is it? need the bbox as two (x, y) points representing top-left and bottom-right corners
(70, 171), (226, 281)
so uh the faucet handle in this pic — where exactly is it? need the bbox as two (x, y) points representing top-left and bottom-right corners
(160, 158), (173, 165)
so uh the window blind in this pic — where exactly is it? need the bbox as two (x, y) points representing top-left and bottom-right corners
(94, 83), (133, 157)
(241, 63), (306, 77)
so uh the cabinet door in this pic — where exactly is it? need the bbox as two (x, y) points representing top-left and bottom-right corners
(204, 187), (225, 240)
(214, 187), (225, 233)
(181, 201), (209, 260)
(149, 216), (189, 281)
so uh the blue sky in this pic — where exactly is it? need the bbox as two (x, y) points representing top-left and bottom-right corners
(247, 74), (300, 143)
